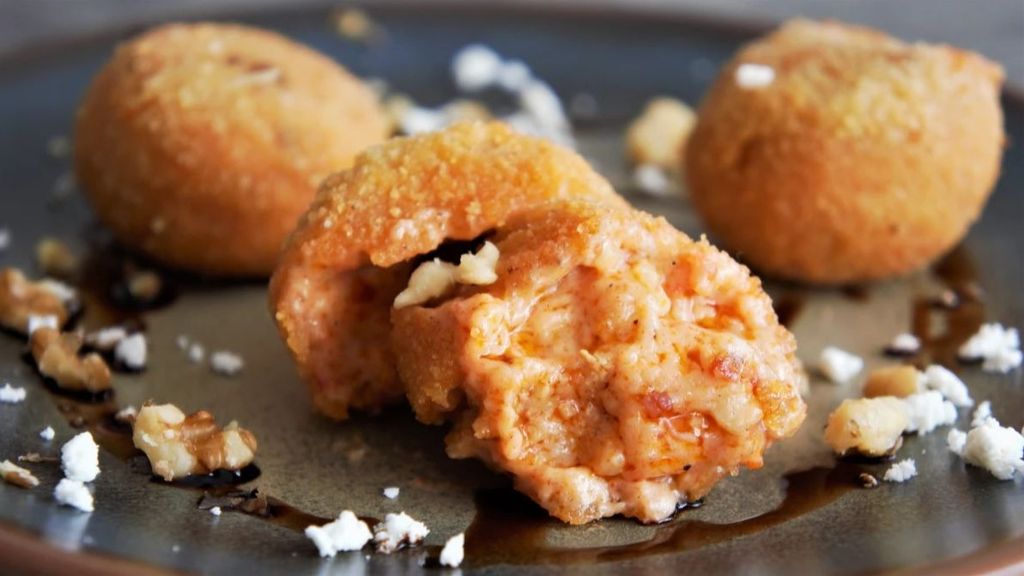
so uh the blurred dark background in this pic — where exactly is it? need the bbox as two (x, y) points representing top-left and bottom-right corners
(3, 0), (1023, 85)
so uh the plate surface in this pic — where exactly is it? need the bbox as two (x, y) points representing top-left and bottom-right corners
(0, 5), (1022, 575)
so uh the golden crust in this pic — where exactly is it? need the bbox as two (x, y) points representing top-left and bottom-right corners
(392, 200), (806, 524)
(269, 122), (626, 419)
(686, 19), (1004, 284)
(74, 22), (388, 276)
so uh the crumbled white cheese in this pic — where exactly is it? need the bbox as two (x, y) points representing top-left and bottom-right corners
(176, 335), (190, 350)
(187, 343), (205, 364)
(0, 383), (26, 404)
(882, 459), (917, 483)
(305, 511), (373, 557)
(960, 420), (1024, 480)
(451, 44), (503, 91)
(394, 242), (500, 309)
(47, 135), (71, 158)
(210, 506), (222, 516)
(972, 401), (995, 428)
(0, 228), (10, 252)
(115, 405), (138, 423)
(457, 241), (500, 285)
(818, 346), (864, 384)
(61, 431), (100, 482)
(171, 544), (181, 553)
(947, 428), (967, 456)
(27, 314), (58, 336)
(39, 426), (55, 441)
(210, 351), (244, 376)
(633, 165), (672, 197)
(735, 63), (775, 88)
(373, 512), (429, 553)
(38, 279), (76, 304)
(518, 81), (570, 138)
(85, 327), (128, 351)
(114, 333), (147, 370)
(902, 391), (957, 435)
(887, 333), (921, 355)
(54, 478), (93, 512)
(922, 365), (973, 407)
(400, 106), (449, 135)
(439, 532), (466, 568)
(497, 59), (532, 92)
(1, 459), (39, 488)
(382, 486), (400, 500)
(958, 323), (1022, 373)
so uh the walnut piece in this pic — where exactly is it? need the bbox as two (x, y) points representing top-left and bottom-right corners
(132, 403), (258, 482)
(626, 97), (696, 169)
(824, 397), (909, 457)
(862, 365), (924, 399)
(1, 459), (40, 489)
(36, 237), (78, 278)
(0, 268), (69, 335)
(30, 327), (111, 393)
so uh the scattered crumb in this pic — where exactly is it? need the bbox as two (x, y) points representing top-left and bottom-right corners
(54, 478), (93, 511)
(305, 511), (373, 557)
(176, 335), (190, 351)
(382, 486), (400, 500)
(922, 364), (973, 407)
(857, 473), (879, 489)
(210, 351), (244, 376)
(27, 314), (58, 336)
(735, 63), (775, 89)
(35, 238), (77, 278)
(0, 383), (26, 404)
(331, 7), (379, 42)
(187, 343), (205, 364)
(114, 333), (147, 370)
(51, 173), (77, 204)
(115, 405), (138, 424)
(61, 431), (100, 482)
(210, 506), (222, 516)
(633, 165), (672, 197)
(958, 323), (1022, 373)
(439, 533), (466, 568)
(626, 97), (696, 169)
(39, 426), (55, 441)
(902, 391), (957, 435)
(0, 228), (9, 252)
(126, 271), (162, 303)
(171, 544), (181, 553)
(85, 326), (128, 351)
(373, 512), (429, 553)
(47, 135), (71, 158)
(882, 459), (917, 483)
(884, 333), (921, 356)
(818, 346), (863, 384)
(1, 460), (40, 488)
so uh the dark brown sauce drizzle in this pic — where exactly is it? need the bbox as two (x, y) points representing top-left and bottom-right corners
(461, 463), (861, 567)
(195, 488), (375, 533)
(906, 247), (985, 368)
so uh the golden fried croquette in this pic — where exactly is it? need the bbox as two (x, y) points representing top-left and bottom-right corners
(391, 200), (806, 524)
(686, 20), (1004, 284)
(75, 22), (388, 276)
(269, 122), (625, 419)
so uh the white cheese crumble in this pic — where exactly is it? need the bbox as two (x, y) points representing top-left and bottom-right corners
(114, 333), (147, 370)
(61, 431), (100, 482)
(947, 428), (967, 456)
(0, 383), (26, 404)
(115, 405), (138, 423)
(382, 486), (400, 500)
(886, 333), (921, 354)
(187, 343), (205, 364)
(54, 478), (93, 512)
(882, 459), (917, 483)
(305, 511), (373, 557)
(451, 44), (502, 92)
(972, 401), (995, 428)
(633, 164), (672, 197)
(38, 279), (76, 304)
(961, 421), (1024, 480)
(210, 351), (244, 376)
(39, 426), (55, 441)
(958, 323), (1022, 373)
(735, 63), (775, 89)
(210, 506), (222, 516)
(85, 326), (128, 351)
(373, 512), (430, 553)
(497, 59), (531, 92)
(176, 335), (190, 350)
(818, 346), (864, 384)
(922, 365), (973, 407)
(394, 242), (500, 309)
(902, 391), (957, 435)
(439, 532), (466, 568)
(27, 314), (58, 336)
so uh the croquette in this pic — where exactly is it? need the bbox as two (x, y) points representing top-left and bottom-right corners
(269, 121), (625, 419)
(392, 200), (807, 524)
(75, 22), (389, 276)
(686, 19), (1004, 284)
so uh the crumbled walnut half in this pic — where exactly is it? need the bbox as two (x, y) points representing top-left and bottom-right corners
(132, 403), (258, 482)
(626, 97), (696, 169)
(30, 327), (111, 393)
(1, 459), (40, 489)
(863, 365), (924, 399)
(35, 237), (77, 278)
(824, 397), (909, 458)
(0, 268), (69, 335)
(393, 241), (499, 309)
